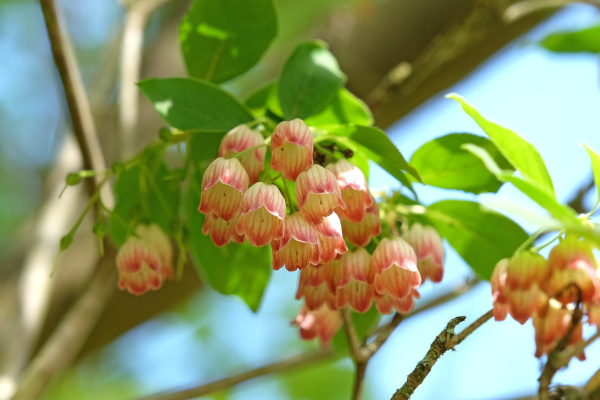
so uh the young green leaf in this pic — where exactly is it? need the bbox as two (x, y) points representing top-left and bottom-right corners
(324, 125), (420, 185)
(179, 0), (277, 83)
(463, 143), (584, 231)
(583, 143), (600, 207)
(426, 200), (528, 280)
(279, 41), (347, 120)
(305, 88), (374, 127)
(447, 94), (555, 197)
(541, 24), (600, 54)
(410, 133), (513, 194)
(138, 77), (253, 131)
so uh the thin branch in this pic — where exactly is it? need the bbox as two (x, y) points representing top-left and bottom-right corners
(11, 247), (117, 400)
(39, 0), (107, 195)
(136, 350), (333, 400)
(391, 316), (466, 400)
(363, 313), (403, 359)
(119, 0), (169, 158)
(446, 309), (494, 349)
(352, 361), (368, 400)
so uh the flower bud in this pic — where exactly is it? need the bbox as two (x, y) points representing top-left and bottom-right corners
(296, 165), (345, 225)
(236, 182), (286, 247)
(372, 238), (421, 299)
(198, 157), (249, 221)
(272, 213), (321, 271)
(116, 224), (174, 295)
(219, 125), (266, 184)
(326, 159), (372, 222)
(403, 223), (444, 283)
(270, 119), (313, 181)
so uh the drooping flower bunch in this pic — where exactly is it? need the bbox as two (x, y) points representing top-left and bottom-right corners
(491, 234), (600, 359)
(197, 119), (445, 346)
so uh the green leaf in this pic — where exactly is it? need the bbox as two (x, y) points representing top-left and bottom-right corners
(426, 200), (528, 280)
(281, 359), (352, 400)
(463, 143), (583, 230)
(323, 125), (420, 187)
(108, 158), (181, 246)
(279, 41), (347, 120)
(583, 144), (600, 206)
(541, 24), (600, 54)
(179, 0), (277, 83)
(447, 94), (555, 197)
(186, 134), (271, 311)
(305, 88), (373, 127)
(138, 77), (253, 131)
(410, 133), (513, 194)
(244, 82), (275, 109)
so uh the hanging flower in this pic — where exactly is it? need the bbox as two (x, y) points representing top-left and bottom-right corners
(198, 157), (249, 221)
(326, 159), (372, 222)
(272, 213), (321, 271)
(202, 214), (244, 247)
(314, 212), (347, 263)
(219, 125), (266, 184)
(295, 165), (345, 225)
(292, 303), (342, 348)
(270, 119), (314, 181)
(372, 237), (421, 299)
(403, 223), (444, 283)
(116, 224), (174, 295)
(340, 199), (381, 247)
(236, 182), (286, 247)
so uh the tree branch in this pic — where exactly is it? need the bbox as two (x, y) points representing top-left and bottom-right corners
(391, 316), (466, 400)
(136, 350), (333, 400)
(11, 247), (116, 400)
(39, 0), (107, 194)
(446, 309), (494, 349)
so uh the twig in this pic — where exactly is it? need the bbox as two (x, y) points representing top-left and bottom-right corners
(119, 0), (169, 158)
(11, 247), (116, 400)
(136, 350), (333, 400)
(446, 309), (494, 349)
(391, 316), (466, 400)
(352, 361), (368, 400)
(363, 313), (404, 359)
(39, 0), (107, 195)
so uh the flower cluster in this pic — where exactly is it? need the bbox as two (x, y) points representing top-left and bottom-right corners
(116, 224), (174, 295)
(197, 119), (445, 347)
(491, 235), (600, 359)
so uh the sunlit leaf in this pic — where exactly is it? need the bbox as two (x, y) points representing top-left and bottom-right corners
(138, 78), (253, 131)
(410, 133), (512, 194)
(541, 24), (600, 54)
(323, 125), (420, 189)
(306, 88), (373, 127)
(426, 200), (528, 280)
(447, 94), (555, 197)
(279, 41), (346, 120)
(179, 0), (277, 83)
(583, 143), (600, 206)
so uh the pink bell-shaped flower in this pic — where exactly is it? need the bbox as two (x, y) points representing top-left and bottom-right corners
(335, 248), (375, 313)
(374, 289), (420, 314)
(314, 212), (347, 263)
(295, 165), (345, 225)
(340, 199), (381, 247)
(272, 213), (321, 271)
(326, 159), (372, 222)
(219, 125), (266, 184)
(202, 214), (244, 247)
(546, 235), (600, 304)
(116, 224), (174, 295)
(372, 237), (421, 299)
(491, 258), (509, 321)
(236, 182), (286, 247)
(403, 223), (444, 283)
(292, 303), (342, 348)
(270, 119), (313, 181)
(504, 251), (549, 324)
(198, 157), (249, 221)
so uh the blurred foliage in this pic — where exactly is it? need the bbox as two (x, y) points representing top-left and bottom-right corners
(541, 24), (600, 53)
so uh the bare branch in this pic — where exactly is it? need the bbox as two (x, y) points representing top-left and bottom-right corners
(39, 0), (107, 194)
(391, 316), (466, 400)
(446, 309), (494, 349)
(363, 313), (403, 359)
(136, 350), (333, 400)
(11, 247), (116, 400)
